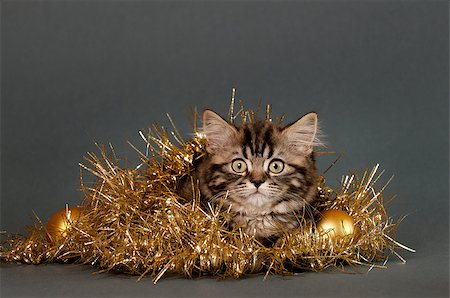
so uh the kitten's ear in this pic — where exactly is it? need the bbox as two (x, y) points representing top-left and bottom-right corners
(202, 109), (238, 153)
(282, 112), (320, 155)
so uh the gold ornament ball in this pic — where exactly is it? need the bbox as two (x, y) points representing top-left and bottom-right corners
(317, 209), (355, 239)
(47, 206), (83, 241)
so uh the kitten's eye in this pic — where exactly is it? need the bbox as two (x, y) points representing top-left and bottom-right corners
(231, 159), (247, 173)
(268, 160), (284, 174)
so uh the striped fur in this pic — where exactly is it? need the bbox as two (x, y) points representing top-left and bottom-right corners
(195, 110), (320, 241)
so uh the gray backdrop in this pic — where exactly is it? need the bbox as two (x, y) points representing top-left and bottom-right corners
(1, 1), (448, 297)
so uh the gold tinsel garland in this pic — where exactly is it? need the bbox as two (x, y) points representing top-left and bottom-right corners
(0, 104), (414, 283)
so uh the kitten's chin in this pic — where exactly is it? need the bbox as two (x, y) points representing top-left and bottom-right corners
(246, 193), (272, 208)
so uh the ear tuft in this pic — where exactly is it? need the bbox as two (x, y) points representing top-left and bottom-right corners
(282, 112), (322, 155)
(202, 110), (237, 153)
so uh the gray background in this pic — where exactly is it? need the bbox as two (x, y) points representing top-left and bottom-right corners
(1, 1), (448, 297)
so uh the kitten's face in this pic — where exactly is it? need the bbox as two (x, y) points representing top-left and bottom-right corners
(199, 110), (320, 216)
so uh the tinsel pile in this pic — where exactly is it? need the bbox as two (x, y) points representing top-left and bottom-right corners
(0, 104), (413, 283)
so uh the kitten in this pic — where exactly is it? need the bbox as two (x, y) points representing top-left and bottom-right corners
(180, 109), (321, 242)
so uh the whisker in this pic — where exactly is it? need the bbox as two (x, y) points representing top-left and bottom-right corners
(303, 200), (320, 214)
(304, 205), (315, 222)
(209, 191), (228, 202)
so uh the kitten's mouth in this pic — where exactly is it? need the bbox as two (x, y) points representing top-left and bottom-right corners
(253, 189), (267, 196)
(245, 192), (271, 208)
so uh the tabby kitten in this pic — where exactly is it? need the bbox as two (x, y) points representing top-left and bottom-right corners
(192, 109), (322, 241)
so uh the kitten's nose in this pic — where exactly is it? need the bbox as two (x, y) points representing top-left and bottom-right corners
(251, 180), (264, 188)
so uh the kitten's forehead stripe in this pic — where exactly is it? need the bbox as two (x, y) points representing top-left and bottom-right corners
(254, 123), (265, 156)
(244, 147), (252, 159)
(243, 127), (254, 156)
(260, 125), (273, 157)
(240, 121), (276, 159)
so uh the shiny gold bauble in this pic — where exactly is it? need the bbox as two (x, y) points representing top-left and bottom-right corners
(47, 206), (83, 241)
(317, 209), (355, 239)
